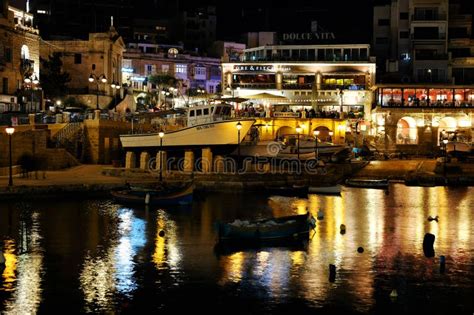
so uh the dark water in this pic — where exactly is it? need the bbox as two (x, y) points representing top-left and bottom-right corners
(0, 185), (473, 314)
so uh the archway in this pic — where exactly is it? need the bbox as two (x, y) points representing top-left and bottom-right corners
(438, 116), (459, 144)
(276, 126), (295, 140)
(313, 126), (331, 142)
(396, 116), (418, 144)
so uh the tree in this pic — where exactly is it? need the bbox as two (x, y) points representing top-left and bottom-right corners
(148, 74), (178, 108)
(40, 53), (71, 100)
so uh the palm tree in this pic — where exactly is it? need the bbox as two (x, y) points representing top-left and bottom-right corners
(148, 74), (178, 109)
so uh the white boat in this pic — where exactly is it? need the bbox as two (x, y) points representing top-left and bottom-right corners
(278, 134), (348, 155)
(345, 178), (389, 189)
(308, 185), (342, 195)
(120, 103), (255, 148)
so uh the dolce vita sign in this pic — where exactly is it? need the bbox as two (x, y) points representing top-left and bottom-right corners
(282, 32), (336, 41)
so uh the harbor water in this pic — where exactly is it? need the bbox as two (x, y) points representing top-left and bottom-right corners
(0, 184), (473, 314)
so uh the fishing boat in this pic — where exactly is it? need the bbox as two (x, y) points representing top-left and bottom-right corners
(120, 103), (255, 149)
(345, 178), (389, 189)
(216, 212), (316, 245)
(111, 182), (194, 206)
(308, 185), (342, 195)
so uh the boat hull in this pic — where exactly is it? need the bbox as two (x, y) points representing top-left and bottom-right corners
(217, 212), (316, 244)
(111, 184), (194, 206)
(345, 179), (389, 189)
(308, 185), (342, 195)
(120, 119), (255, 148)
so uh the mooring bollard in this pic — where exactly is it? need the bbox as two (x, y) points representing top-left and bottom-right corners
(340, 224), (346, 234)
(439, 255), (446, 273)
(329, 264), (336, 282)
(423, 233), (435, 258)
(145, 193), (150, 205)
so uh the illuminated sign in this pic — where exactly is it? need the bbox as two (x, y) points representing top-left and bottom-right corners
(131, 76), (146, 82)
(281, 32), (336, 41)
(122, 67), (134, 73)
(233, 65), (274, 72)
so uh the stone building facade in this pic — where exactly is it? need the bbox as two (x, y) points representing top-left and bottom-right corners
(0, 2), (41, 112)
(40, 26), (125, 109)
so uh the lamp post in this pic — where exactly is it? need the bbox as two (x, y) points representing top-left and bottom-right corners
(442, 139), (448, 177)
(6, 126), (15, 187)
(110, 82), (121, 111)
(89, 73), (107, 109)
(236, 122), (242, 163)
(313, 130), (320, 161)
(296, 125), (302, 160)
(159, 130), (165, 182)
(24, 75), (40, 113)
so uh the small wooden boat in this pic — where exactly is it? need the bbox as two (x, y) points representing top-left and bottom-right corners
(216, 212), (316, 245)
(308, 185), (342, 195)
(265, 184), (308, 197)
(345, 178), (389, 189)
(111, 182), (194, 206)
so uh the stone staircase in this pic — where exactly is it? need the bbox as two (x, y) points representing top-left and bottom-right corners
(51, 122), (84, 160)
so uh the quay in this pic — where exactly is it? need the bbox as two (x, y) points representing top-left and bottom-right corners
(1, 160), (473, 200)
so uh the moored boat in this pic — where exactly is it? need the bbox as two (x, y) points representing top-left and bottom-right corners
(308, 185), (342, 195)
(111, 182), (194, 206)
(216, 212), (316, 244)
(345, 178), (389, 189)
(119, 103), (255, 149)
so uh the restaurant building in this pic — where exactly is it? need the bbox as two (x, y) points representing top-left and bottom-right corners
(372, 84), (473, 152)
(221, 44), (376, 119)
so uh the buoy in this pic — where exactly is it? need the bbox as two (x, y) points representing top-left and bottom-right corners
(145, 193), (150, 205)
(439, 255), (446, 274)
(428, 215), (439, 222)
(390, 289), (398, 299)
(159, 230), (165, 237)
(423, 233), (435, 258)
(357, 246), (364, 253)
(317, 210), (324, 220)
(340, 224), (346, 234)
(329, 264), (336, 282)
(0, 251), (5, 266)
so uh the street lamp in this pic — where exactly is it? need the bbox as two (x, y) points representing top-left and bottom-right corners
(313, 130), (320, 161)
(110, 82), (121, 111)
(159, 130), (165, 182)
(296, 125), (302, 160)
(5, 126), (15, 187)
(328, 131), (334, 143)
(24, 74), (40, 113)
(442, 138), (448, 177)
(89, 73), (107, 109)
(236, 122), (242, 163)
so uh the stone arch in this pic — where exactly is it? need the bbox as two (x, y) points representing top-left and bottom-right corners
(312, 126), (331, 142)
(396, 116), (418, 144)
(275, 126), (295, 139)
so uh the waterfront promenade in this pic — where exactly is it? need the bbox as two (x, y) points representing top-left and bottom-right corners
(1, 160), (473, 198)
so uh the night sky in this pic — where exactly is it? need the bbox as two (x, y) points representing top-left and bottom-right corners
(9, 0), (474, 44)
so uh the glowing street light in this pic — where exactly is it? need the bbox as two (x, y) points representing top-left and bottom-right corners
(88, 73), (107, 109)
(159, 130), (165, 182)
(313, 130), (320, 161)
(236, 121), (242, 162)
(5, 126), (15, 187)
(296, 125), (302, 160)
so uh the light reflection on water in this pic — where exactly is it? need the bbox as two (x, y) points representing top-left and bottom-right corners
(0, 185), (473, 313)
(2, 211), (43, 315)
(79, 207), (146, 312)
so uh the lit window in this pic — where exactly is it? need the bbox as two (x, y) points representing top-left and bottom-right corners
(176, 64), (187, 74)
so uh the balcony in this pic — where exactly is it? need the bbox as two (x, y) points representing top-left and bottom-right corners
(411, 33), (446, 42)
(234, 83), (276, 89)
(414, 53), (449, 60)
(411, 13), (447, 21)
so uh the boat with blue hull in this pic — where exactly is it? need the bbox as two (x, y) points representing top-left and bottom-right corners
(111, 183), (194, 206)
(216, 212), (316, 245)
